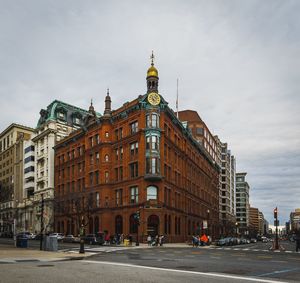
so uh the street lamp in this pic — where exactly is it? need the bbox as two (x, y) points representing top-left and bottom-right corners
(79, 216), (85, 254)
(207, 209), (210, 243)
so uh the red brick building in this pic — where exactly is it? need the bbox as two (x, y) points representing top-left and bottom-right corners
(54, 57), (219, 242)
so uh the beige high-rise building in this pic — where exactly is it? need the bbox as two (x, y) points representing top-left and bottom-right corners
(236, 172), (250, 235)
(0, 124), (34, 236)
(215, 136), (236, 236)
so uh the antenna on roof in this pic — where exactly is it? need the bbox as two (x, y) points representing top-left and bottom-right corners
(176, 78), (179, 119)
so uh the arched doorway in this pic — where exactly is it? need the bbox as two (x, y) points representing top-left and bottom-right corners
(147, 215), (159, 236)
(94, 216), (99, 233)
(115, 215), (123, 234)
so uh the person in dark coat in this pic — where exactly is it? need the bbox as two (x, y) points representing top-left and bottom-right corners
(296, 233), (300, 252)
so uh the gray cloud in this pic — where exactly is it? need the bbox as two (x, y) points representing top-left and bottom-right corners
(0, 0), (299, 224)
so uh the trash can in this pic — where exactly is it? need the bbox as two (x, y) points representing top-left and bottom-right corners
(124, 239), (129, 246)
(19, 237), (28, 248)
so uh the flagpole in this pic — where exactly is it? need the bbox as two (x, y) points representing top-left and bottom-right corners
(176, 78), (179, 118)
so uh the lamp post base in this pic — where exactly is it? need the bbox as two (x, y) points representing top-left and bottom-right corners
(79, 239), (85, 254)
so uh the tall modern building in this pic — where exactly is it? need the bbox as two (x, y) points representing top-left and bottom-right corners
(215, 136), (236, 236)
(54, 56), (220, 242)
(30, 101), (94, 233)
(0, 124), (34, 236)
(236, 172), (250, 235)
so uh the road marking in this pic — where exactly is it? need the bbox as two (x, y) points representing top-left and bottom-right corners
(257, 268), (299, 277)
(257, 256), (272, 259)
(210, 256), (221, 259)
(82, 260), (288, 283)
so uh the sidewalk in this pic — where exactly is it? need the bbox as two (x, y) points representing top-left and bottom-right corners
(0, 244), (91, 263)
(0, 242), (212, 263)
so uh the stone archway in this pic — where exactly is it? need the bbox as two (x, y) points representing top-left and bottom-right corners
(147, 214), (159, 237)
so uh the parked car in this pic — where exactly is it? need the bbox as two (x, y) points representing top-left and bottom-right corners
(217, 238), (227, 246)
(250, 238), (257, 243)
(24, 232), (36, 239)
(16, 232), (30, 239)
(50, 233), (64, 241)
(84, 234), (97, 245)
(63, 235), (80, 243)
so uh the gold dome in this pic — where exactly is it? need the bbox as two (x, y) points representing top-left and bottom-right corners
(147, 65), (158, 78)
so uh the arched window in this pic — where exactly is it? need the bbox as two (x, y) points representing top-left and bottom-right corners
(147, 186), (157, 200)
(89, 217), (93, 234)
(115, 215), (123, 234)
(94, 216), (99, 233)
(129, 214), (137, 233)
(105, 154), (109, 162)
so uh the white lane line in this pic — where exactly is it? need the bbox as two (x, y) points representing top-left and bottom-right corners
(257, 268), (299, 277)
(82, 260), (288, 283)
(285, 251), (292, 253)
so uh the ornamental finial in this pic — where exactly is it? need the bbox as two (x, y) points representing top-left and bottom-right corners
(150, 51), (154, 66)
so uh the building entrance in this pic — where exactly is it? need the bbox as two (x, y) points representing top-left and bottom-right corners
(147, 215), (159, 236)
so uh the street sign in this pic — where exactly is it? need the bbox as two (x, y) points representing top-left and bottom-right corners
(203, 220), (208, 229)
(274, 220), (279, 226)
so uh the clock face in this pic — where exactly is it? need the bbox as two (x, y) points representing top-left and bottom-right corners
(147, 92), (161, 106)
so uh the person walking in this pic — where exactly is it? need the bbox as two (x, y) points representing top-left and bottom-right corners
(296, 233), (300, 252)
(147, 235), (152, 246)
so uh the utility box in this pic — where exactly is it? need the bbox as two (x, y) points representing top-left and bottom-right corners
(43, 236), (58, 251)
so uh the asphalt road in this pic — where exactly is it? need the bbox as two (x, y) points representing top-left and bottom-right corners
(87, 245), (300, 282)
(0, 238), (299, 282)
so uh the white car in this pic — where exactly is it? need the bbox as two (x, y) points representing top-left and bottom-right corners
(50, 233), (64, 241)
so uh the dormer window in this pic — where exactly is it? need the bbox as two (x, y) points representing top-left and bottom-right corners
(58, 112), (65, 120)
(74, 117), (81, 125)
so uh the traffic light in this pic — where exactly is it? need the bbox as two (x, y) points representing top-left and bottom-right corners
(274, 207), (278, 219)
(134, 211), (140, 225)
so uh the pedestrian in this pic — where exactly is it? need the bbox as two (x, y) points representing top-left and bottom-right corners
(155, 235), (159, 246)
(120, 233), (124, 244)
(296, 233), (300, 252)
(147, 235), (152, 246)
(159, 235), (164, 246)
(129, 234), (132, 246)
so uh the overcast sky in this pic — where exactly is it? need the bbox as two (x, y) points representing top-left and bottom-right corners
(1, 0), (299, 225)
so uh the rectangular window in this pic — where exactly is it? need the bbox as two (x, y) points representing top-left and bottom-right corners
(130, 142), (138, 156)
(130, 186), (138, 204)
(24, 156), (34, 163)
(130, 121), (138, 134)
(25, 145), (35, 154)
(96, 192), (100, 207)
(115, 189), (123, 206)
(146, 157), (160, 174)
(95, 152), (99, 163)
(95, 134), (100, 144)
(89, 172), (93, 186)
(129, 162), (138, 178)
(95, 171), (99, 185)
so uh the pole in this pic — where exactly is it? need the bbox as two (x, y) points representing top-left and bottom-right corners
(39, 194), (44, 251)
(79, 216), (85, 254)
(275, 210), (279, 250)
